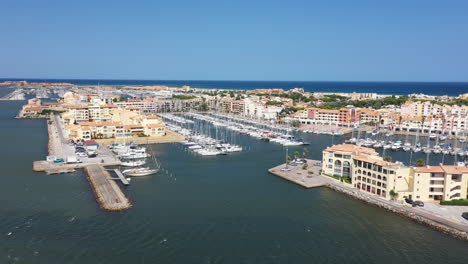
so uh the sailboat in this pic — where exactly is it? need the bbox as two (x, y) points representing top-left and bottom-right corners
(123, 145), (161, 177)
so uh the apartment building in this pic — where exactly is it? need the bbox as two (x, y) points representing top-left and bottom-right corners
(293, 107), (360, 127)
(243, 99), (283, 120)
(322, 144), (468, 202)
(413, 165), (468, 201)
(115, 98), (204, 113)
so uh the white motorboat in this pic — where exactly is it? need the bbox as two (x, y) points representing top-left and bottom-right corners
(391, 141), (402, 150)
(119, 152), (150, 159)
(121, 159), (146, 167)
(383, 144), (392, 150)
(429, 133), (437, 140)
(423, 147), (432, 154)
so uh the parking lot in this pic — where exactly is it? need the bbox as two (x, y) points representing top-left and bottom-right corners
(48, 115), (120, 165)
(417, 202), (468, 225)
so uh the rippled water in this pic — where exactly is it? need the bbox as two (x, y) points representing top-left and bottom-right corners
(0, 100), (467, 264)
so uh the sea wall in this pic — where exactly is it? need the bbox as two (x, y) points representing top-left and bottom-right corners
(326, 184), (468, 241)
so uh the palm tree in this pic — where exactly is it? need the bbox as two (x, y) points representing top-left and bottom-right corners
(294, 151), (300, 161)
(416, 159), (426, 167)
(302, 147), (309, 159)
(286, 155), (292, 163)
(383, 156), (392, 162)
(421, 115), (426, 134)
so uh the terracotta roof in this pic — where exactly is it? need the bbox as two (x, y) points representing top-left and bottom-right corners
(146, 123), (165, 128)
(414, 165), (468, 174)
(324, 144), (378, 156)
(24, 107), (42, 111)
(353, 155), (401, 168)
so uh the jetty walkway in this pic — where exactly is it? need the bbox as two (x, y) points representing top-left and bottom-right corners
(85, 165), (131, 211)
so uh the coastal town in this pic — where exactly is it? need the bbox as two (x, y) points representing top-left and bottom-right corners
(2, 79), (468, 240)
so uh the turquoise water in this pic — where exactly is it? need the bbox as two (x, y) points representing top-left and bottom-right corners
(1, 100), (467, 264)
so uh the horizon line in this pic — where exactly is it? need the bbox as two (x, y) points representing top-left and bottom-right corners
(1, 77), (468, 84)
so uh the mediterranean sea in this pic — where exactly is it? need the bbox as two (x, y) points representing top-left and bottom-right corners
(1, 79), (468, 96)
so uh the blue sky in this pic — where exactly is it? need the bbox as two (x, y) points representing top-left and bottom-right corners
(1, 0), (468, 81)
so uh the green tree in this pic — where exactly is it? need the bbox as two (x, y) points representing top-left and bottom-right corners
(294, 151), (300, 160)
(416, 159), (426, 167)
(302, 147), (309, 159)
(383, 156), (392, 162)
(290, 120), (301, 127)
(389, 189), (399, 201)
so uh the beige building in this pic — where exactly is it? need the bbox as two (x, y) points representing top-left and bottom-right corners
(322, 144), (468, 202)
(413, 165), (468, 201)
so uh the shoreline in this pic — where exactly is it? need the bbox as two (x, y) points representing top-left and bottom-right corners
(326, 184), (468, 241)
(268, 162), (468, 241)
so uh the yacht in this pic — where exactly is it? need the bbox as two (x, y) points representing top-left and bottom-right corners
(119, 152), (150, 159)
(429, 133), (437, 140)
(121, 159), (146, 167)
(423, 147), (432, 154)
(391, 141), (402, 150)
(413, 143), (422, 152)
(432, 145), (442, 154)
(123, 167), (159, 177)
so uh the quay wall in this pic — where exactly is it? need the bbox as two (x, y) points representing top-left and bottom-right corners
(326, 184), (468, 241)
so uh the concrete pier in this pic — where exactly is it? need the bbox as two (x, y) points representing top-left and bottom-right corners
(268, 159), (332, 188)
(85, 165), (132, 211)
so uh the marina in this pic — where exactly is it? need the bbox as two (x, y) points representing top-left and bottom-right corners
(1, 90), (468, 263)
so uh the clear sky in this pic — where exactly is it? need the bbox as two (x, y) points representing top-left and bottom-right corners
(1, 0), (468, 82)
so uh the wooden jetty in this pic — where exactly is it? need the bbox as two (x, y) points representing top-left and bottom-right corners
(85, 165), (132, 211)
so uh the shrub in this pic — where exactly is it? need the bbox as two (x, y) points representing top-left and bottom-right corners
(440, 199), (468, 206)
(342, 176), (352, 184)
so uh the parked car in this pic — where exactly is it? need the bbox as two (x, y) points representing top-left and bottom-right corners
(76, 152), (87, 157)
(462, 212), (468, 221)
(75, 147), (86, 153)
(404, 198), (414, 205)
(413, 201), (424, 207)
